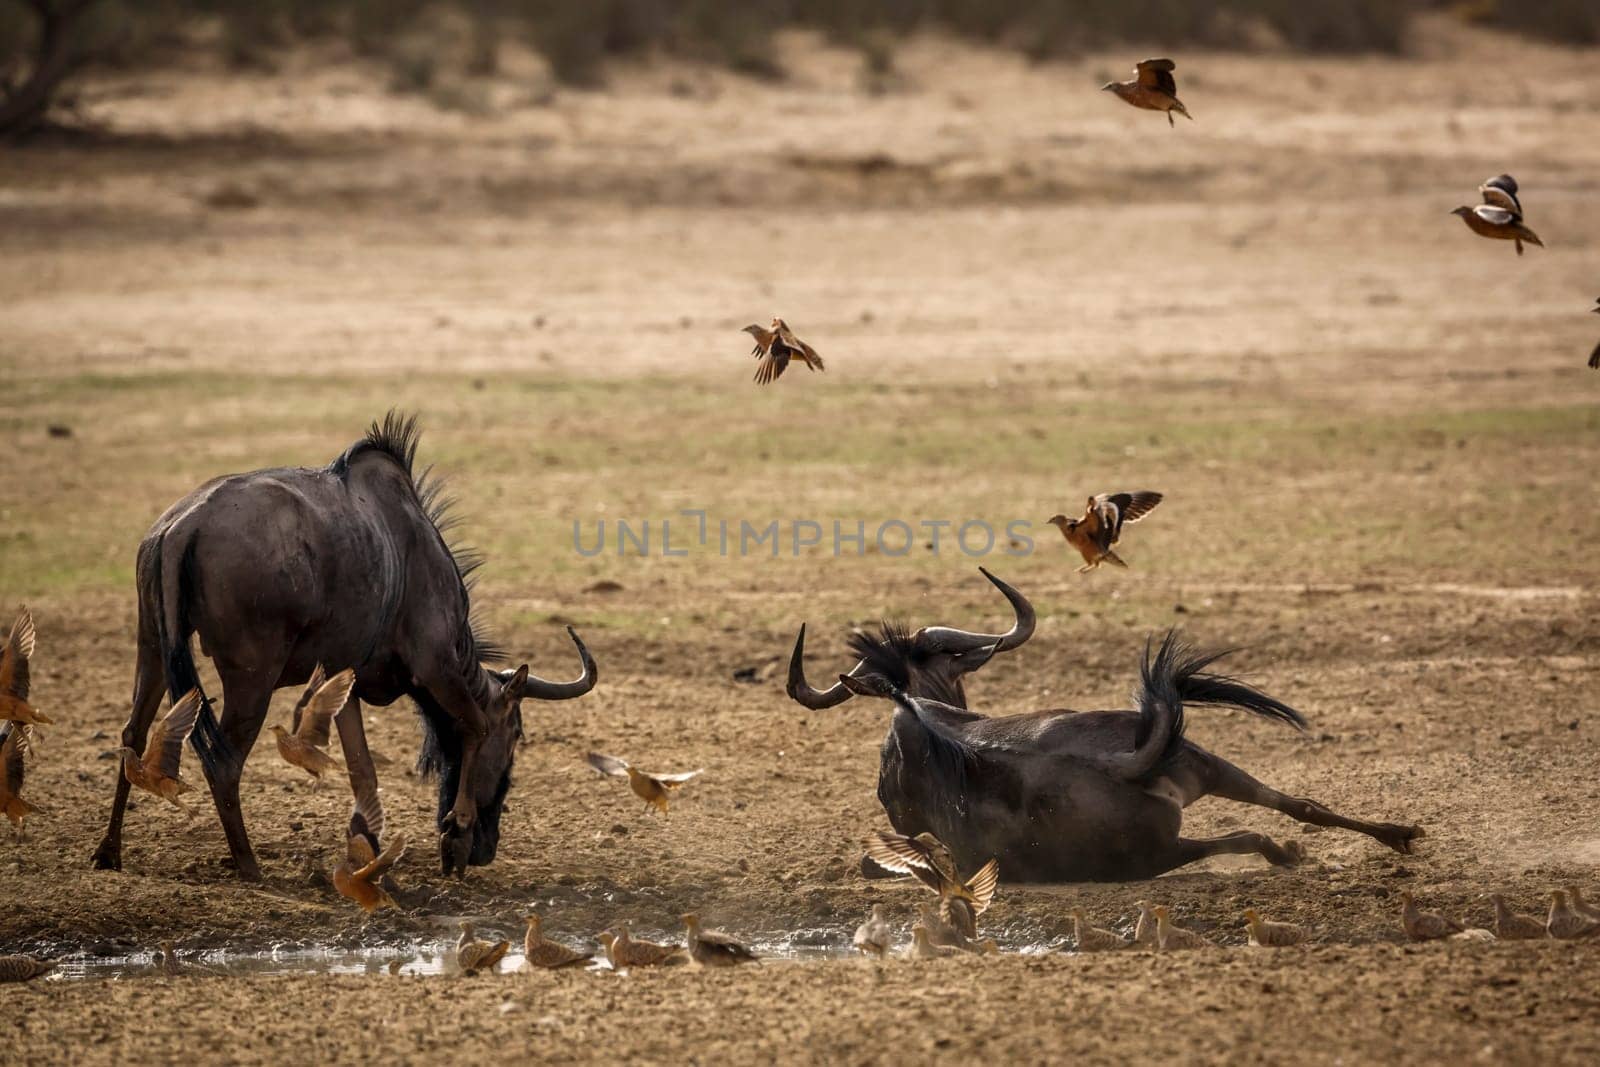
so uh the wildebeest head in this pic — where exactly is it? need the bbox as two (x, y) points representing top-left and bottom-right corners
(786, 567), (1034, 710)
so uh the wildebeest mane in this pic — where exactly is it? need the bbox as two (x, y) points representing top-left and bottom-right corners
(846, 622), (918, 692)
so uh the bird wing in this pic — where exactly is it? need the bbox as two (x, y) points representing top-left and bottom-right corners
(863, 831), (947, 895)
(793, 336), (824, 371)
(1589, 340), (1600, 370)
(1479, 174), (1520, 212)
(346, 832), (378, 869)
(1, 723), (28, 797)
(586, 751), (631, 778)
(1095, 490), (1163, 526)
(743, 325), (776, 355)
(291, 663), (326, 729)
(650, 769), (703, 784)
(753, 346), (791, 385)
(1135, 58), (1177, 94)
(350, 784), (386, 854)
(144, 690), (202, 778)
(355, 832), (406, 881)
(295, 667), (355, 747)
(0, 608), (34, 700)
(964, 858), (1000, 917)
(1473, 205), (1517, 226)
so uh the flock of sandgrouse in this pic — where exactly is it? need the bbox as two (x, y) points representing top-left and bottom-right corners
(3, 57), (1599, 983)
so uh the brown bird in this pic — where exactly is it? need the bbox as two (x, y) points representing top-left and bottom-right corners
(586, 751), (702, 815)
(1133, 899), (1158, 947)
(682, 913), (759, 967)
(600, 925), (689, 969)
(456, 921), (511, 974)
(332, 785), (406, 914)
(117, 690), (202, 815)
(1567, 885), (1600, 923)
(158, 941), (181, 977)
(916, 901), (973, 951)
(853, 904), (892, 958)
(1546, 890), (1600, 940)
(1489, 894), (1547, 941)
(1153, 905), (1213, 951)
(746, 318), (824, 385)
(522, 912), (592, 970)
(1101, 58), (1191, 127)
(904, 924), (961, 960)
(1452, 175), (1543, 255)
(0, 954), (55, 983)
(1399, 890), (1465, 942)
(1243, 908), (1306, 948)
(0, 607), (48, 726)
(1070, 907), (1131, 952)
(1048, 491), (1163, 572)
(272, 665), (354, 784)
(1588, 299), (1599, 370)
(864, 830), (999, 940)
(0, 723), (37, 840)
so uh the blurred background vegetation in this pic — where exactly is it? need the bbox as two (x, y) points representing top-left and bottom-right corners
(1, 0), (1597, 135)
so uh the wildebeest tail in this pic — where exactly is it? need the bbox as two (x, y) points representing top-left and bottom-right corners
(152, 530), (225, 778)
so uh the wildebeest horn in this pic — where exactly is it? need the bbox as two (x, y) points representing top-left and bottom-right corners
(786, 622), (867, 710)
(917, 567), (1035, 654)
(501, 626), (597, 700)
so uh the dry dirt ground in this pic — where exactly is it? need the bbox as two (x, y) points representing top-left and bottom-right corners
(2, 17), (1599, 1065)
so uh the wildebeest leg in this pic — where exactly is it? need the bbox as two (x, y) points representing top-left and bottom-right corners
(1202, 755), (1422, 855)
(1176, 830), (1304, 868)
(92, 629), (165, 871)
(203, 670), (276, 881)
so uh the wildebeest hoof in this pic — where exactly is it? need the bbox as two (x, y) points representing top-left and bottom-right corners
(1382, 824), (1424, 854)
(1271, 838), (1307, 867)
(90, 839), (122, 871)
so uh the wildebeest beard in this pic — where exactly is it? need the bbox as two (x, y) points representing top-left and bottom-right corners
(415, 692), (514, 866)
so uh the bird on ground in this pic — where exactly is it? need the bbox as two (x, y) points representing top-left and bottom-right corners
(1399, 890), (1465, 942)
(1567, 886), (1600, 922)
(1243, 908), (1306, 948)
(1133, 900), (1158, 948)
(916, 901), (973, 951)
(158, 941), (181, 977)
(600, 925), (689, 969)
(272, 665), (354, 784)
(585, 752), (702, 816)
(522, 913), (592, 970)
(456, 921), (511, 974)
(1489, 894), (1546, 941)
(1451, 175), (1543, 255)
(1153, 906), (1213, 951)
(1450, 928), (1496, 942)
(853, 904), (892, 958)
(332, 785), (405, 914)
(0, 724), (37, 840)
(1070, 908), (1132, 952)
(0, 954), (55, 982)
(1101, 59), (1191, 126)
(864, 830), (999, 940)
(904, 924), (961, 960)
(1546, 890), (1600, 940)
(1048, 491), (1163, 572)
(117, 690), (202, 814)
(682, 913), (759, 968)
(0, 607), (48, 726)
(1588, 300), (1599, 369)
(745, 318), (824, 385)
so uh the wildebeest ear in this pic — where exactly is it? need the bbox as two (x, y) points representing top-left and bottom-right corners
(503, 664), (529, 703)
(838, 672), (890, 697)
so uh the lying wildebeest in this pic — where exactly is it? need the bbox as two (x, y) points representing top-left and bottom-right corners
(786, 567), (1034, 711)
(830, 624), (1422, 882)
(92, 413), (597, 880)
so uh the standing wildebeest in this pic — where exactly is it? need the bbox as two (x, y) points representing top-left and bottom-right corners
(786, 567), (1035, 712)
(91, 413), (597, 880)
(830, 624), (1422, 883)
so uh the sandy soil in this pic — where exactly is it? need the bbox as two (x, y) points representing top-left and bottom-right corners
(1, 17), (1599, 1065)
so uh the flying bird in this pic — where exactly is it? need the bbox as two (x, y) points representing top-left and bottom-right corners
(0, 954), (56, 983)
(1070, 908), (1131, 952)
(522, 913), (592, 970)
(1048, 491), (1163, 572)
(863, 829), (999, 940)
(682, 913), (759, 967)
(1489, 894), (1546, 940)
(1153, 906), (1213, 951)
(1546, 890), (1600, 940)
(1101, 58), (1191, 127)
(586, 751), (702, 815)
(745, 318), (824, 385)
(1451, 174), (1543, 255)
(456, 921), (511, 974)
(272, 665), (354, 784)
(0, 724), (37, 840)
(1399, 890), (1465, 941)
(853, 904), (892, 958)
(332, 785), (406, 914)
(117, 690), (202, 814)
(1243, 908), (1306, 948)
(600, 925), (689, 969)
(0, 607), (48, 726)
